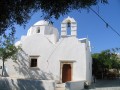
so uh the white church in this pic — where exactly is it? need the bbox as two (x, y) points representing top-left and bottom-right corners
(0, 17), (92, 85)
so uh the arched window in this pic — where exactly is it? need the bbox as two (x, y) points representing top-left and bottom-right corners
(37, 27), (40, 33)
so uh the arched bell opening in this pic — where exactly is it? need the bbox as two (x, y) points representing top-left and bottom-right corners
(66, 20), (71, 36)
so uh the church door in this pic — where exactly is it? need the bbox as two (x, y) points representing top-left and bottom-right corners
(62, 64), (71, 83)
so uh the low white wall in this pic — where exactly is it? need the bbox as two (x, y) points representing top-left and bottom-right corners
(65, 81), (85, 90)
(0, 77), (55, 90)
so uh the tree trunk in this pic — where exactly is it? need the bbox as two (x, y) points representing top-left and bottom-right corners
(102, 72), (103, 79)
(102, 68), (104, 79)
(2, 59), (5, 76)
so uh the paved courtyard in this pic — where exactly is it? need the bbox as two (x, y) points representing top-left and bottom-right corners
(85, 79), (120, 90)
(0, 78), (120, 90)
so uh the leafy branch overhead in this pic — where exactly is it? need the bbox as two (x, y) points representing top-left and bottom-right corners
(0, 0), (108, 35)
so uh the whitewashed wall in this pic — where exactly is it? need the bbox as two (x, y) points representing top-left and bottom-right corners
(65, 81), (85, 90)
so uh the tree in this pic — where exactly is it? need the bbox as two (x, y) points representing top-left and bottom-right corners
(92, 48), (120, 79)
(0, 0), (108, 35)
(0, 29), (21, 76)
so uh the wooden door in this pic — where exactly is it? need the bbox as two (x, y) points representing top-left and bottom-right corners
(62, 64), (71, 83)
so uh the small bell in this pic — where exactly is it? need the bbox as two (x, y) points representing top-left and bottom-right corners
(67, 22), (71, 27)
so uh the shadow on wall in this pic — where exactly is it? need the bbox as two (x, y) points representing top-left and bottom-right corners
(4, 67), (9, 77)
(0, 78), (49, 90)
(16, 79), (45, 90)
(0, 78), (12, 90)
(11, 50), (54, 80)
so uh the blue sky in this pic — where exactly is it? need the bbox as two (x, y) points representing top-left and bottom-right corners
(15, 0), (120, 53)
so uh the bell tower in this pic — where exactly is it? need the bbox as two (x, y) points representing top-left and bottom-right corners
(61, 16), (77, 37)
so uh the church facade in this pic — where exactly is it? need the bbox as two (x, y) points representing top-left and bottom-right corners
(0, 17), (92, 84)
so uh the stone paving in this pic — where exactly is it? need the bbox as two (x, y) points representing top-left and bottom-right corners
(84, 79), (120, 90)
(0, 78), (120, 90)
(56, 79), (120, 90)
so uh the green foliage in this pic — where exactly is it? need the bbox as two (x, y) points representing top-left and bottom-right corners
(0, 29), (21, 76)
(0, 29), (20, 60)
(0, 0), (108, 35)
(92, 48), (120, 79)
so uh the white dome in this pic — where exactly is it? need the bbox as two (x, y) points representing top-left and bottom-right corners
(34, 20), (49, 26)
(27, 20), (57, 36)
(27, 20), (49, 36)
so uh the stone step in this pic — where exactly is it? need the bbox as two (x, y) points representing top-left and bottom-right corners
(56, 87), (65, 90)
(56, 83), (65, 88)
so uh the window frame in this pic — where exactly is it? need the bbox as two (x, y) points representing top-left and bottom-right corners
(37, 27), (40, 33)
(29, 56), (39, 68)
